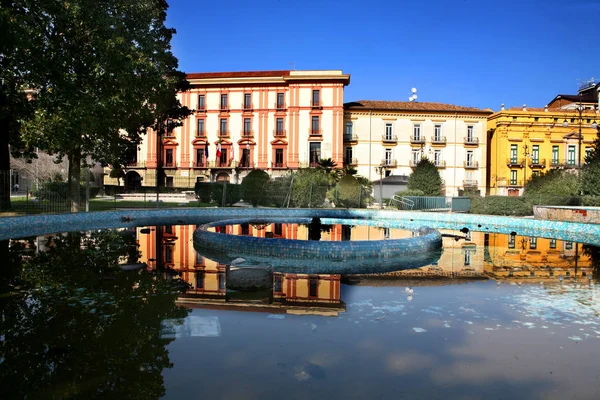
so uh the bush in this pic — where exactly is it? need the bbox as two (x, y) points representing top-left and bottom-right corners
(330, 175), (362, 208)
(194, 182), (212, 203)
(34, 181), (99, 201)
(469, 195), (532, 216)
(291, 169), (329, 208)
(582, 195), (600, 207)
(241, 170), (270, 207)
(408, 158), (443, 195)
(263, 175), (293, 207)
(211, 182), (242, 206)
(395, 189), (425, 197)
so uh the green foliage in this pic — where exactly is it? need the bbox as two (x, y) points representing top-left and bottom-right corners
(469, 196), (533, 216)
(524, 169), (580, 198)
(241, 170), (270, 207)
(211, 182), (242, 206)
(194, 182), (212, 203)
(34, 181), (99, 201)
(291, 169), (329, 208)
(316, 158), (343, 183)
(395, 189), (425, 197)
(330, 175), (361, 208)
(408, 158), (443, 195)
(263, 174), (294, 207)
(581, 159), (600, 196)
(582, 196), (600, 207)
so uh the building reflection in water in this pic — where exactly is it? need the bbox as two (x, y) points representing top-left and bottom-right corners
(136, 224), (596, 312)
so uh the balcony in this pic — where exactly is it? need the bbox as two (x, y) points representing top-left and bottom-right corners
(125, 161), (146, 168)
(273, 129), (286, 137)
(410, 135), (426, 145)
(550, 159), (579, 169)
(381, 159), (397, 168)
(311, 100), (322, 109)
(344, 133), (358, 142)
(382, 134), (398, 143)
(237, 161), (256, 170)
(241, 130), (254, 138)
(309, 129), (322, 136)
(434, 160), (446, 168)
(529, 158), (546, 169)
(192, 161), (208, 169)
(218, 130), (230, 138)
(507, 158), (525, 167)
(409, 159), (420, 167)
(219, 104), (229, 112)
(271, 162), (287, 169)
(195, 130), (206, 138)
(464, 136), (479, 145)
(508, 179), (524, 187)
(463, 180), (478, 188)
(163, 130), (176, 138)
(464, 161), (479, 169)
(163, 162), (178, 169)
(344, 158), (358, 166)
(214, 160), (233, 168)
(197, 106), (206, 113)
(242, 102), (253, 112)
(431, 136), (447, 144)
(275, 102), (286, 111)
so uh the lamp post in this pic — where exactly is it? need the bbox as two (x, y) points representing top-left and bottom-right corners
(375, 165), (385, 209)
(562, 101), (598, 169)
(523, 144), (529, 188)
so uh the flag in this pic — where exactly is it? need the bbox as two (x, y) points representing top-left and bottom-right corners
(216, 142), (222, 159)
(205, 145), (208, 158)
(231, 144), (234, 161)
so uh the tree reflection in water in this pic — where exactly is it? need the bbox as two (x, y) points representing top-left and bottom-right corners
(0, 230), (190, 399)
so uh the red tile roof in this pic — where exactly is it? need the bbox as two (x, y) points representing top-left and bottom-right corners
(506, 107), (547, 112)
(186, 71), (291, 79)
(344, 100), (492, 113)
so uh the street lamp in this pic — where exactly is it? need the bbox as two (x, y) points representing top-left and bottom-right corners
(375, 165), (386, 209)
(562, 101), (598, 168)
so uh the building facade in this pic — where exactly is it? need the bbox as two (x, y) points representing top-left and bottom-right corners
(106, 70), (350, 188)
(487, 104), (599, 196)
(343, 101), (492, 197)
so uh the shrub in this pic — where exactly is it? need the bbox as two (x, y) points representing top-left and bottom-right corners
(408, 158), (443, 195)
(210, 182), (241, 206)
(469, 195), (532, 216)
(291, 169), (329, 208)
(241, 170), (270, 207)
(194, 182), (212, 203)
(34, 181), (99, 201)
(330, 175), (362, 208)
(582, 196), (600, 207)
(395, 189), (425, 197)
(263, 175), (294, 207)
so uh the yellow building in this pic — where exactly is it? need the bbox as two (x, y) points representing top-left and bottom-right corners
(487, 99), (599, 196)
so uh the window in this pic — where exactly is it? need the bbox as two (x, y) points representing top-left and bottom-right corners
(220, 118), (227, 135)
(467, 125), (474, 141)
(244, 93), (251, 109)
(195, 148), (205, 167)
(434, 124), (442, 141)
(508, 235), (515, 249)
(274, 275), (282, 292)
(434, 150), (442, 166)
(240, 148), (250, 168)
(197, 119), (205, 137)
(195, 271), (204, 289)
(218, 148), (228, 167)
(384, 123), (394, 141)
(195, 251), (204, 264)
(552, 146), (559, 164)
(549, 238), (556, 249)
(218, 272), (226, 290)
(383, 227), (390, 239)
(309, 142), (321, 166)
(345, 147), (353, 165)
(220, 94), (228, 110)
(532, 171), (539, 178)
(309, 277), (318, 297)
(510, 144), (518, 163)
(312, 90), (320, 106)
(166, 176), (173, 187)
(532, 145), (539, 164)
(165, 148), (174, 167)
(276, 118), (284, 135)
(241, 223), (249, 235)
(412, 149), (420, 165)
(274, 223), (282, 236)
(274, 148), (284, 167)
(342, 225), (352, 241)
(567, 145), (576, 165)
(345, 121), (353, 138)
(464, 249), (472, 266)
(413, 124), (421, 140)
(385, 148), (392, 165)
(529, 237), (537, 250)
(466, 150), (474, 166)
(243, 118), (251, 135)
(510, 170), (517, 185)
(277, 92), (285, 109)
(585, 146), (592, 162)
(565, 241), (573, 250)
(197, 94), (205, 111)
(311, 116), (320, 134)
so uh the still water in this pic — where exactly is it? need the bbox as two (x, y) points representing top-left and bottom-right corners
(1, 224), (599, 399)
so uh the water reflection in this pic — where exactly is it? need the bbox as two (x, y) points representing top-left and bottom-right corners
(0, 232), (189, 399)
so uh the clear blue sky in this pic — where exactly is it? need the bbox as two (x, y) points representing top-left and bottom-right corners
(166, 0), (600, 111)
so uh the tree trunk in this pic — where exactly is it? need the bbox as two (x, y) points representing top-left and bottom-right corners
(68, 147), (82, 212)
(0, 108), (12, 212)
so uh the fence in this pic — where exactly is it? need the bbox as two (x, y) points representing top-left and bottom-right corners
(387, 196), (471, 212)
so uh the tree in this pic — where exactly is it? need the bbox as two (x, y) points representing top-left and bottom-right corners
(241, 169), (270, 206)
(407, 158), (443, 196)
(523, 169), (580, 204)
(17, 0), (191, 211)
(330, 174), (362, 208)
(291, 169), (329, 207)
(581, 127), (600, 196)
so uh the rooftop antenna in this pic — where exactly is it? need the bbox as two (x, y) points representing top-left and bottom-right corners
(409, 87), (418, 102)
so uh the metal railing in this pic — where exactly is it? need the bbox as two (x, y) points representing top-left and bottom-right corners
(464, 161), (479, 168)
(431, 136), (447, 144)
(464, 136), (479, 144)
(410, 136), (426, 144)
(344, 134), (359, 141)
(382, 134), (398, 143)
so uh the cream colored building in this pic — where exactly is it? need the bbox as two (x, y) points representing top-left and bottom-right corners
(343, 101), (493, 197)
(107, 70), (350, 188)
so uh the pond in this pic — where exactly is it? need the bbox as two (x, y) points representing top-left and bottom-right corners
(1, 219), (600, 399)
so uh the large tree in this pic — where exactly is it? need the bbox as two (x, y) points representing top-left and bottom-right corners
(15, 0), (191, 211)
(407, 158), (443, 196)
(581, 127), (600, 196)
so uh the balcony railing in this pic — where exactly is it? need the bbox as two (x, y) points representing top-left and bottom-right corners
(125, 161), (146, 168)
(241, 130), (254, 138)
(163, 162), (177, 169)
(344, 158), (358, 166)
(218, 130), (230, 138)
(273, 129), (286, 137)
(431, 136), (447, 144)
(344, 133), (358, 142)
(310, 129), (322, 136)
(275, 102), (286, 110)
(464, 136), (479, 145)
(196, 130), (206, 138)
(214, 160), (233, 168)
(197, 106), (206, 113)
(381, 159), (397, 167)
(192, 161), (208, 168)
(464, 161), (479, 168)
(242, 102), (253, 112)
(410, 135), (426, 144)
(508, 179), (524, 186)
(271, 162), (287, 169)
(434, 160), (446, 168)
(237, 161), (255, 169)
(219, 104), (229, 112)
(311, 100), (322, 109)
(507, 158), (525, 167)
(550, 159), (579, 168)
(463, 180), (478, 187)
(529, 158), (546, 168)
(382, 134), (398, 143)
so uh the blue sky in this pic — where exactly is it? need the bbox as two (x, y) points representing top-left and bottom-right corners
(166, 0), (600, 111)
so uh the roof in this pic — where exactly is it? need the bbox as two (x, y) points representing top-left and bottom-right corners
(373, 175), (409, 184)
(344, 100), (492, 113)
(186, 70), (291, 79)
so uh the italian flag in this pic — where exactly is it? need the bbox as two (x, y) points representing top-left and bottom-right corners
(216, 142), (222, 159)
